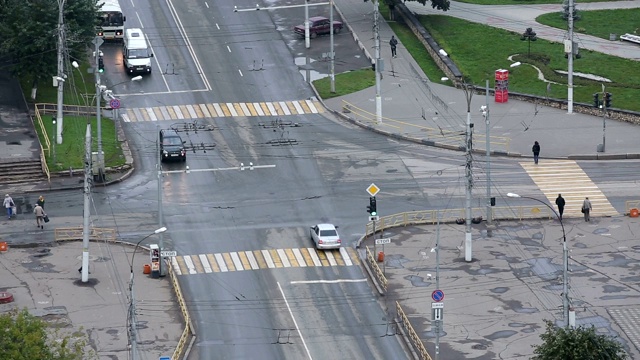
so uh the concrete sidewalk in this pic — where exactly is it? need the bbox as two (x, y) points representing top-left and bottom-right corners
(0, 240), (182, 359)
(330, 0), (640, 159)
(362, 215), (640, 359)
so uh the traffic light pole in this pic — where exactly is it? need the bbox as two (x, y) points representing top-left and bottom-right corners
(94, 37), (105, 181)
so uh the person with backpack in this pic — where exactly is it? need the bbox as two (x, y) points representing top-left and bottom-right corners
(3, 194), (14, 219)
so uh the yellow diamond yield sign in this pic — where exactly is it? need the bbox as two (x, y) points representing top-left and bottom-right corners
(366, 183), (380, 196)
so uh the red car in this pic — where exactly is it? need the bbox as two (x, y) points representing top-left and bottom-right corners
(294, 16), (343, 38)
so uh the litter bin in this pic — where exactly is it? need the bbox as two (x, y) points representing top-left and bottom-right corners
(610, 33), (617, 41)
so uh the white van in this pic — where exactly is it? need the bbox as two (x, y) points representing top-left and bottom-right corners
(123, 28), (153, 74)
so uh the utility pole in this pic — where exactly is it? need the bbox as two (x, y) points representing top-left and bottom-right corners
(304, 0), (310, 49)
(463, 84), (473, 262)
(483, 80), (491, 225)
(567, 0), (575, 114)
(373, 0), (382, 124)
(94, 37), (105, 181)
(329, 0), (336, 93)
(156, 127), (165, 277)
(434, 218), (441, 360)
(81, 124), (91, 282)
(55, 0), (65, 144)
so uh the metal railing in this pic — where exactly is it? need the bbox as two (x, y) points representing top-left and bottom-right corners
(396, 301), (433, 360)
(167, 256), (195, 360)
(54, 227), (116, 242)
(365, 206), (554, 235)
(341, 100), (511, 152)
(365, 246), (388, 291)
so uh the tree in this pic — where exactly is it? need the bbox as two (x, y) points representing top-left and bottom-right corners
(532, 320), (628, 360)
(0, 308), (89, 360)
(0, 0), (99, 91)
(387, 0), (450, 12)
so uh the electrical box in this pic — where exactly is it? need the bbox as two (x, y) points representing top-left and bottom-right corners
(91, 151), (104, 175)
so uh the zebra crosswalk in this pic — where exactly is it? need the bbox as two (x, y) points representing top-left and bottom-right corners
(122, 100), (324, 122)
(520, 160), (618, 217)
(171, 247), (359, 275)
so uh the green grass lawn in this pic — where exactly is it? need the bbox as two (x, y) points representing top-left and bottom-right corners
(35, 115), (125, 172)
(452, 0), (618, 5)
(536, 9), (640, 40)
(420, 15), (640, 111)
(313, 68), (376, 99)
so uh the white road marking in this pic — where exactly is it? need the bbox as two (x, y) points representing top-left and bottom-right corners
(339, 247), (353, 266)
(227, 45), (231, 53)
(171, 257), (182, 275)
(308, 248), (322, 266)
(292, 101), (304, 114)
(245, 251), (259, 270)
(238, 69), (243, 77)
(277, 282), (313, 360)
(184, 255), (197, 274)
(253, 102), (265, 116)
(325, 251), (338, 266)
(306, 99), (319, 113)
(292, 248), (306, 267)
(215, 23), (219, 30)
(215, 253), (228, 272)
(262, 250), (276, 268)
(279, 101), (291, 115)
(290, 279), (368, 284)
(230, 252), (244, 270)
(277, 249), (292, 267)
(199, 254), (213, 273)
(146, 107), (157, 121)
(205, 2), (209, 8)
(226, 102), (239, 117)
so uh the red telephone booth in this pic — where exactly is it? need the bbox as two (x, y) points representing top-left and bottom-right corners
(495, 69), (509, 103)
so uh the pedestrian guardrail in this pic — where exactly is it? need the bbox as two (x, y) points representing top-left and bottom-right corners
(396, 301), (433, 360)
(365, 246), (388, 292)
(54, 227), (116, 242)
(342, 100), (511, 153)
(167, 257), (195, 360)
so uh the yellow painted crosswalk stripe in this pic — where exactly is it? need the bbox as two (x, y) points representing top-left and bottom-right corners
(171, 247), (357, 275)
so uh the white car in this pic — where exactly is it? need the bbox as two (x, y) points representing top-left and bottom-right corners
(310, 223), (341, 250)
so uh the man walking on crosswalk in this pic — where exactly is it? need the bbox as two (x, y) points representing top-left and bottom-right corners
(555, 194), (565, 221)
(582, 197), (592, 222)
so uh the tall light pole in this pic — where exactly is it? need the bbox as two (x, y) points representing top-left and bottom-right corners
(304, 0), (310, 49)
(463, 84), (474, 262)
(483, 80), (491, 225)
(373, 0), (382, 124)
(94, 36), (105, 181)
(507, 193), (571, 327)
(129, 226), (167, 360)
(55, 0), (66, 145)
(567, 0), (575, 114)
(329, 0), (335, 93)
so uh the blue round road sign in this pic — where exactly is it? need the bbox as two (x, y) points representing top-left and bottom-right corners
(109, 98), (121, 109)
(432, 289), (444, 302)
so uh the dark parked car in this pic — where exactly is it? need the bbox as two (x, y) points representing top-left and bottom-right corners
(294, 16), (343, 38)
(159, 129), (186, 162)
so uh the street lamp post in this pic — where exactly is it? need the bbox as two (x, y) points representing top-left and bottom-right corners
(128, 226), (167, 360)
(507, 193), (571, 327)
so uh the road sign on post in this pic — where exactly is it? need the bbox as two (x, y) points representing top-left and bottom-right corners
(432, 289), (445, 302)
(160, 251), (177, 257)
(109, 98), (121, 109)
(375, 238), (391, 245)
(431, 302), (444, 321)
(366, 183), (380, 196)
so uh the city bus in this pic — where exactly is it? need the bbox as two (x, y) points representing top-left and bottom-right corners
(97, 0), (126, 41)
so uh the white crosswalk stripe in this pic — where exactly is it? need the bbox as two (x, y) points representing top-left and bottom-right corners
(121, 100), (323, 123)
(171, 247), (359, 275)
(520, 160), (618, 217)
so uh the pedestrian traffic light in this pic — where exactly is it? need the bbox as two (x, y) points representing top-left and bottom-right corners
(98, 57), (104, 73)
(604, 92), (612, 108)
(592, 93), (599, 107)
(367, 196), (377, 216)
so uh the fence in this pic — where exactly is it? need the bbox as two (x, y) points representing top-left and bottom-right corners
(54, 227), (117, 241)
(396, 301), (433, 360)
(167, 257), (195, 359)
(365, 246), (388, 291)
(342, 100), (511, 153)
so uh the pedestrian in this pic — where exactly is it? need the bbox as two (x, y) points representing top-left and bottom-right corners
(532, 141), (540, 164)
(555, 194), (565, 221)
(34, 203), (46, 229)
(582, 197), (592, 222)
(36, 195), (45, 209)
(3, 194), (14, 220)
(390, 35), (398, 58)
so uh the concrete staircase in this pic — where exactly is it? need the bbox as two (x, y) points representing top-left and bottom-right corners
(0, 159), (47, 184)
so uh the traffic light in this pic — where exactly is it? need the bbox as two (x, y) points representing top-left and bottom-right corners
(367, 196), (377, 216)
(592, 93), (599, 107)
(98, 57), (104, 73)
(604, 92), (612, 108)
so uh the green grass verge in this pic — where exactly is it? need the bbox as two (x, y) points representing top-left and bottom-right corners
(21, 62), (95, 106)
(420, 15), (640, 111)
(35, 115), (125, 172)
(536, 9), (640, 40)
(313, 68), (376, 99)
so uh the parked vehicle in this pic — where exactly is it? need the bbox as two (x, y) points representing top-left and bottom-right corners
(310, 223), (341, 250)
(123, 28), (153, 74)
(159, 129), (186, 162)
(294, 16), (343, 38)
